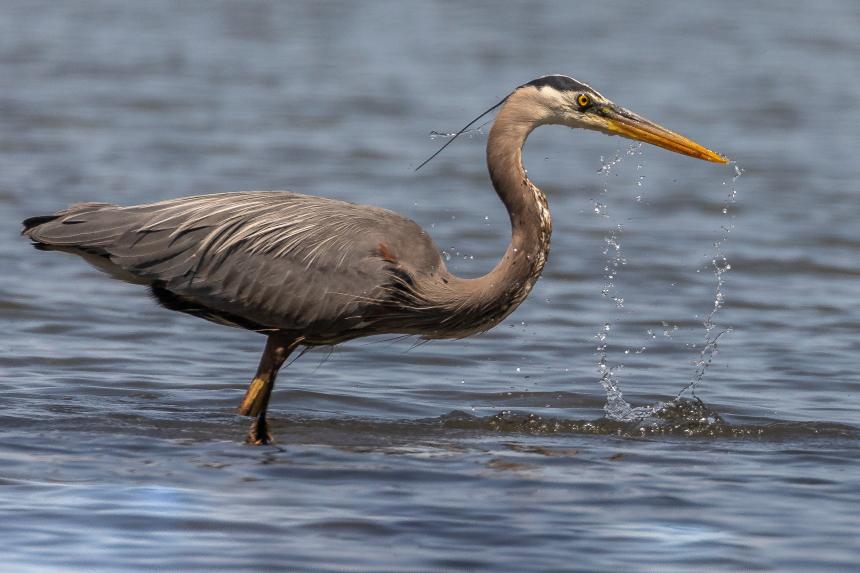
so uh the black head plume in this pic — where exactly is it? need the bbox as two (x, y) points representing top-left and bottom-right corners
(415, 96), (508, 172)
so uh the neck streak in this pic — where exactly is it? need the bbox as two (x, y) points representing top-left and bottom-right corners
(483, 100), (552, 312)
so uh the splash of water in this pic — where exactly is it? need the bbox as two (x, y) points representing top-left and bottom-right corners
(594, 144), (659, 422)
(428, 118), (493, 140)
(678, 163), (744, 399)
(592, 151), (742, 423)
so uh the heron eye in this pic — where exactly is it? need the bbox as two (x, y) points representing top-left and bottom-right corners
(577, 94), (591, 108)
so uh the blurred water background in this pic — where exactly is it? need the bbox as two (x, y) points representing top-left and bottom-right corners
(1, 1), (859, 571)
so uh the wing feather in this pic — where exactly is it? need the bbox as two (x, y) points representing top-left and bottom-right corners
(23, 191), (443, 338)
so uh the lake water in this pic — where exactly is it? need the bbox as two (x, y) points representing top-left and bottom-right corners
(1, 1), (859, 571)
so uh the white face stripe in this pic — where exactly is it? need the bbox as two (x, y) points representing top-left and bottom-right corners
(510, 81), (615, 134)
(531, 85), (571, 109)
(517, 84), (611, 122)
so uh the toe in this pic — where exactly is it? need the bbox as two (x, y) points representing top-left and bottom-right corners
(245, 418), (273, 446)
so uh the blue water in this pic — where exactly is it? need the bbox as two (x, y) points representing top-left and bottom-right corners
(1, 1), (859, 571)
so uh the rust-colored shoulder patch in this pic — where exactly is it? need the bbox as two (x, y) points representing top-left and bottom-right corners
(377, 242), (398, 263)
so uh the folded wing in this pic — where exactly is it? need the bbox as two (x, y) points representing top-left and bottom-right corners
(23, 191), (443, 338)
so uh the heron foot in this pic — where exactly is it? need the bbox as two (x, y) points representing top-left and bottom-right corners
(246, 415), (273, 446)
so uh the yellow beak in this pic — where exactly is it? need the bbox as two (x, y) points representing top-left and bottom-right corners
(602, 105), (728, 164)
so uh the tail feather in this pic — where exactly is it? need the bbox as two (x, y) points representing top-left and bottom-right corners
(21, 202), (120, 247)
(22, 214), (61, 231)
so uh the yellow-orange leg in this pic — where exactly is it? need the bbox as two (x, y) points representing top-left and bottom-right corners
(238, 335), (300, 445)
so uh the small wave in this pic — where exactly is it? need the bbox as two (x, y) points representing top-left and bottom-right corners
(436, 399), (858, 439)
(272, 398), (858, 442)
(19, 398), (857, 445)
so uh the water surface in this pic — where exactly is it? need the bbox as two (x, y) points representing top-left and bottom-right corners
(1, 1), (859, 571)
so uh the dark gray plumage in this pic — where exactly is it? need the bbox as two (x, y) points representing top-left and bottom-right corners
(25, 192), (445, 340)
(22, 75), (727, 444)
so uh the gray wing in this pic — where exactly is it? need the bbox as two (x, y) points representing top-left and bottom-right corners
(23, 191), (444, 339)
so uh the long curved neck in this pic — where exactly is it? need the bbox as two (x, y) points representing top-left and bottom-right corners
(485, 99), (552, 296)
(433, 92), (552, 335)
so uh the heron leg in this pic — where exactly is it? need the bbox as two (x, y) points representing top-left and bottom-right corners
(237, 335), (299, 445)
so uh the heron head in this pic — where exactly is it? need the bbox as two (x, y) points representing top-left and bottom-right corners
(518, 75), (728, 164)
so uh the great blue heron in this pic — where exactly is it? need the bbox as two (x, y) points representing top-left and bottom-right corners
(22, 75), (727, 444)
